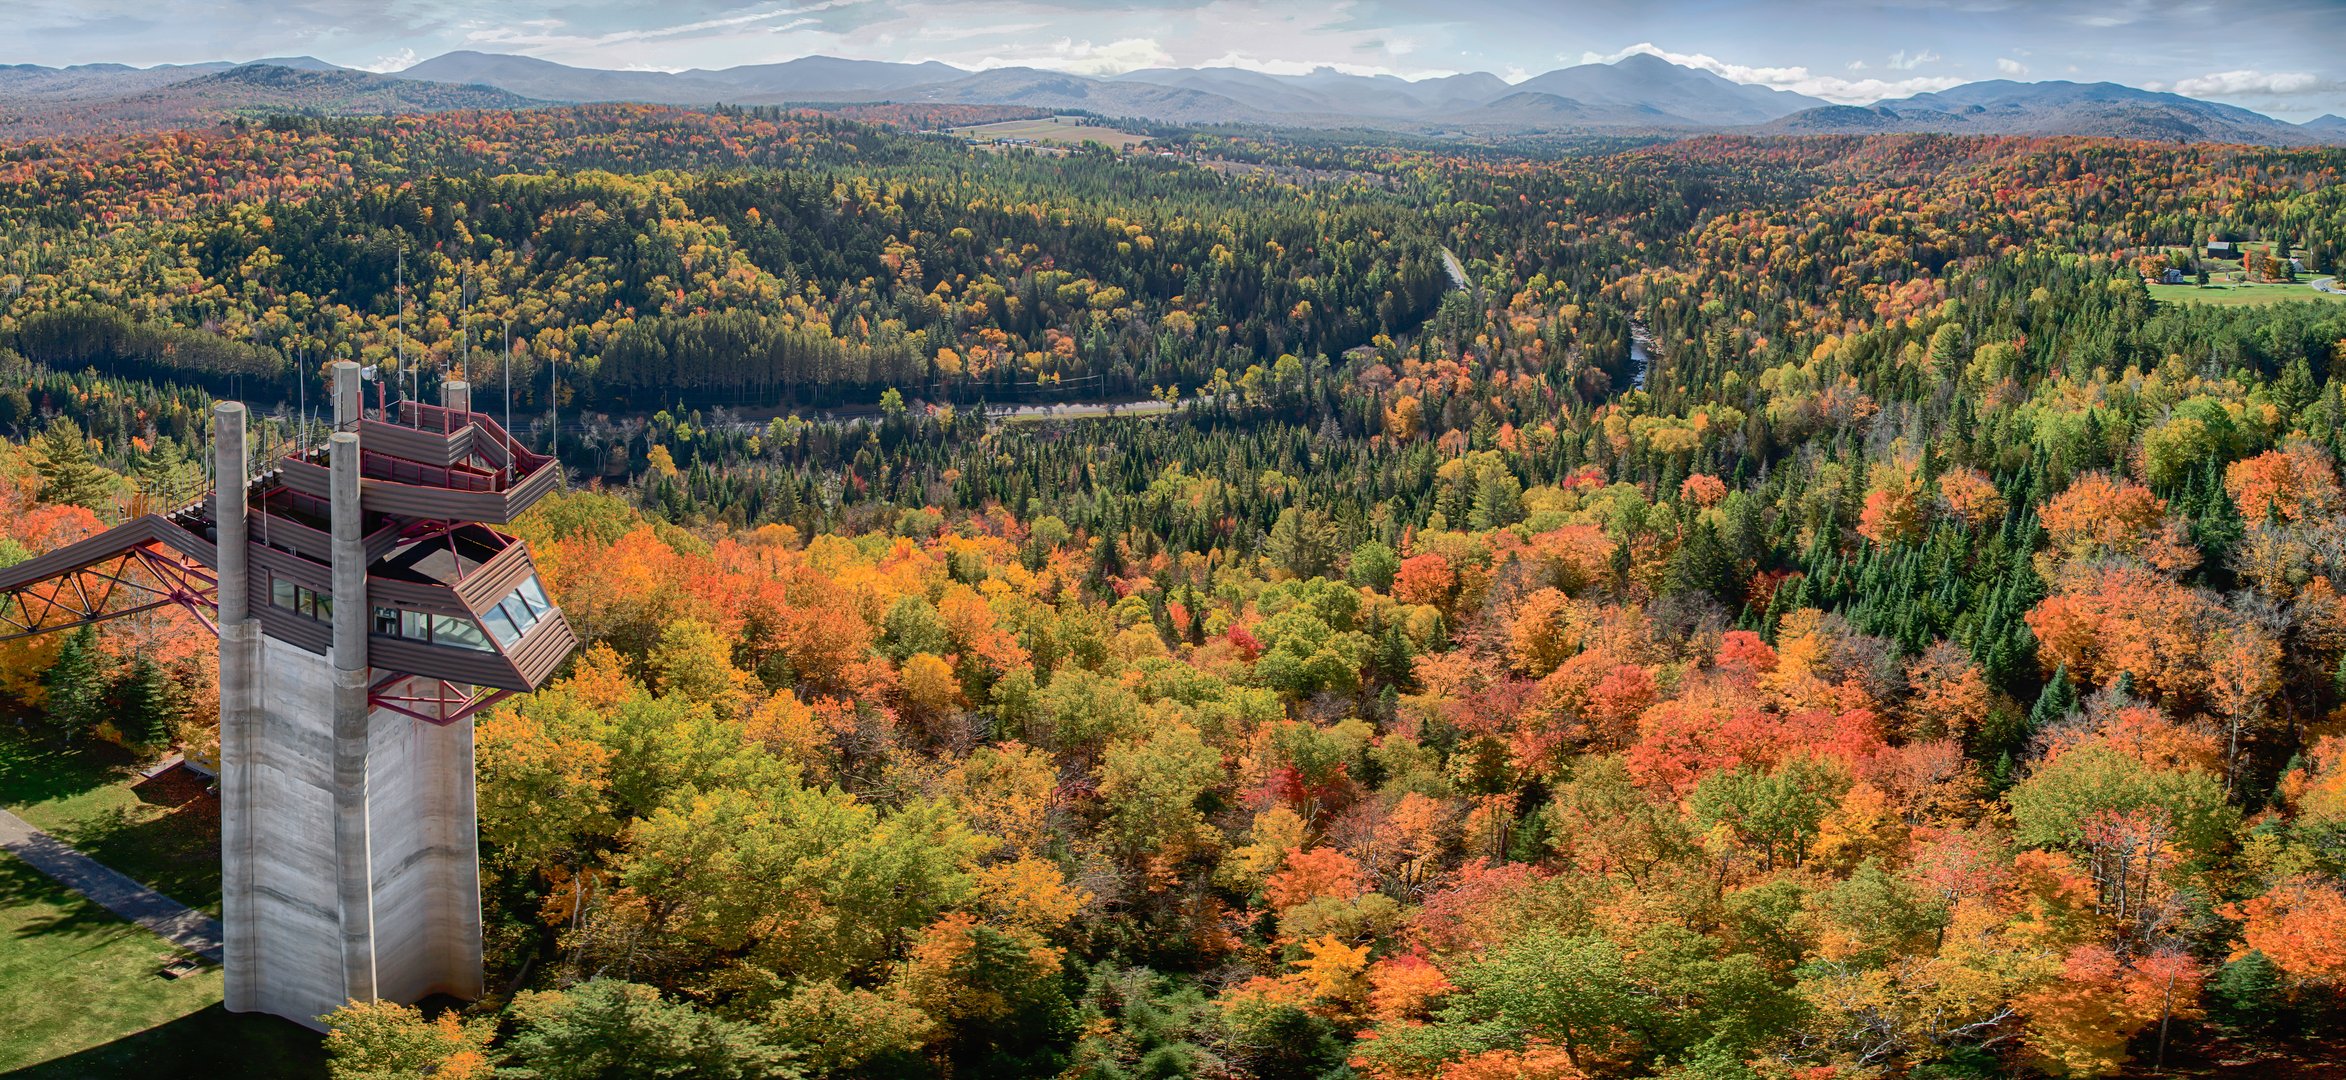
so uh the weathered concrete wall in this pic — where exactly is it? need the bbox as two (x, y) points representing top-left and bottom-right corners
(233, 635), (345, 1027)
(226, 646), (489, 1025)
(367, 690), (485, 1003)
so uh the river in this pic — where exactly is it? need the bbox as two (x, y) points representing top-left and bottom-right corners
(1630, 324), (1653, 390)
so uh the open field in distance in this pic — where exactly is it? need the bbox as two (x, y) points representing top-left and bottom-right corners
(947, 115), (1151, 149)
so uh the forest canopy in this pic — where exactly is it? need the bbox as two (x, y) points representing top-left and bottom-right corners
(6, 106), (2346, 1079)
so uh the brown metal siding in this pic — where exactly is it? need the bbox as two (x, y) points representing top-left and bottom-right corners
(452, 542), (539, 611)
(273, 458), (331, 503)
(218, 499), (404, 567)
(249, 544), (331, 592)
(257, 604), (331, 655)
(247, 544), (334, 655)
(502, 463), (560, 521)
(369, 579), (471, 617)
(243, 506), (333, 564)
(273, 442), (556, 525)
(368, 633), (529, 691)
(506, 611), (577, 688)
(358, 419), (470, 469)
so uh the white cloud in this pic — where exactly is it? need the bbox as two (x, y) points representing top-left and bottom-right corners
(1847, 60), (1868, 71)
(464, 0), (876, 55)
(2153, 69), (2326, 96)
(1886, 49), (1941, 70)
(971, 36), (1172, 76)
(1996, 57), (2027, 76)
(360, 47), (418, 73)
(1578, 42), (1963, 104)
(881, 0), (1449, 81)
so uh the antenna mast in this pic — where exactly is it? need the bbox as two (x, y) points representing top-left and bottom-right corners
(396, 248), (408, 425)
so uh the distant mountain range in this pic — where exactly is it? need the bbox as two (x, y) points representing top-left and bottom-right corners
(0, 60), (538, 137)
(1761, 80), (2329, 146)
(1, 50), (2340, 146)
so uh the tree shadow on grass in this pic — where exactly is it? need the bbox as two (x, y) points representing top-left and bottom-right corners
(67, 789), (221, 914)
(0, 1004), (325, 1080)
(0, 730), (221, 914)
(0, 858), (127, 950)
(0, 725), (125, 808)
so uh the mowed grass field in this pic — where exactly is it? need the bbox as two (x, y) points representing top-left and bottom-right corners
(0, 730), (221, 914)
(2149, 280), (2346, 307)
(0, 855), (321, 1077)
(0, 727), (320, 1076)
(949, 116), (1150, 149)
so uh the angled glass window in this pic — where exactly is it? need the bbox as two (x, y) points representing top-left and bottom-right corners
(433, 614), (492, 652)
(482, 605), (523, 648)
(517, 575), (550, 615)
(500, 594), (539, 632)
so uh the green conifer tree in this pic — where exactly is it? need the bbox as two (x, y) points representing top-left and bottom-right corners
(2028, 663), (2079, 731)
(35, 420), (112, 509)
(113, 654), (179, 748)
(43, 625), (108, 736)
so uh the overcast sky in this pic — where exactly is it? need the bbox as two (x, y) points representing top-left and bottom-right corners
(8, 0), (2344, 120)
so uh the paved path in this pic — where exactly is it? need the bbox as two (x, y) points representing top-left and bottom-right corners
(0, 806), (223, 963)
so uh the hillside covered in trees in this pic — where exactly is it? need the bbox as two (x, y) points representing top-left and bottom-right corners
(6, 107), (2346, 1079)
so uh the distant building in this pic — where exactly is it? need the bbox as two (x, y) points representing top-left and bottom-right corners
(2207, 240), (2234, 256)
(2159, 268), (2186, 284)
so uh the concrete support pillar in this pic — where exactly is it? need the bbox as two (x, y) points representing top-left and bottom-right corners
(213, 402), (262, 1014)
(333, 360), (361, 430)
(328, 430), (376, 1003)
(213, 404), (249, 627)
(442, 379), (470, 416)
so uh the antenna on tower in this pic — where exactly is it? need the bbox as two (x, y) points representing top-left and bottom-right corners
(396, 247), (408, 426)
(503, 314), (514, 487)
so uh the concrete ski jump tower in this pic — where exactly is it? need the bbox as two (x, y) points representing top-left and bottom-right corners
(0, 362), (576, 1027)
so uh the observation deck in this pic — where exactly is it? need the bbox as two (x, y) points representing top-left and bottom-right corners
(0, 389), (575, 723)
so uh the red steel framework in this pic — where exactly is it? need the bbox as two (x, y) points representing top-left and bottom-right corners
(0, 542), (221, 641)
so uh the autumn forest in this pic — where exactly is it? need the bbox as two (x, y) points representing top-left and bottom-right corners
(6, 104), (2346, 1079)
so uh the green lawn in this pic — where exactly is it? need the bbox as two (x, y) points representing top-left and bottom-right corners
(0, 854), (321, 1077)
(2148, 281), (2346, 307)
(0, 728), (220, 915)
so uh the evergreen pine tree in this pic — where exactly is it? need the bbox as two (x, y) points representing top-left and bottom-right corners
(113, 654), (178, 748)
(2187, 456), (2245, 575)
(35, 419), (112, 509)
(2210, 951), (2286, 1033)
(2029, 663), (2079, 730)
(1667, 519), (1734, 598)
(43, 625), (108, 736)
